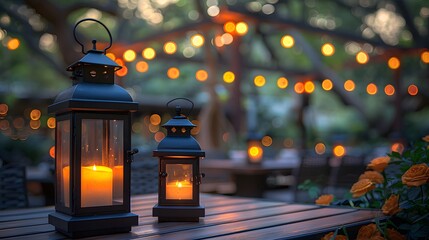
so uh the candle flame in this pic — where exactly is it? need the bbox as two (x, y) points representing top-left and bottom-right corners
(175, 181), (183, 188)
(92, 164), (97, 171)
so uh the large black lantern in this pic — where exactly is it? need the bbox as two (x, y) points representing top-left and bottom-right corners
(152, 98), (205, 222)
(48, 19), (138, 238)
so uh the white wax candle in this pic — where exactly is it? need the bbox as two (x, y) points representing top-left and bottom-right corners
(166, 181), (193, 200)
(81, 165), (113, 207)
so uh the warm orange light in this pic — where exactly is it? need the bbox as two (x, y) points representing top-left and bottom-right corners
(223, 71), (235, 83)
(106, 52), (116, 61)
(322, 79), (333, 91)
(191, 34), (204, 47)
(222, 33), (233, 45)
(304, 81), (315, 93)
(254, 75), (266, 87)
(223, 21), (236, 33)
(49, 146), (55, 159)
(154, 132), (165, 142)
(366, 83), (377, 95)
(7, 38), (20, 50)
(196, 69), (208, 82)
(421, 51), (429, 63)
(314, 143), (326, 155)
(356, 51), (369, 64)
(408, 84), (418, 96)
(0, 103), (8, 115)
(214, 35), (224, 47)
(167, 67), (180, 79)
(235, 22), (248, 35)
(115, 58), (124, 66)
(150, 114), (161, 125)
(191, 120), (200, 135)
(294, 82), (305, 94)
(344, 79), (355, 91)
(388, 57), (400, 69)
(142, 48), (156, 60)
(30, 120), (41, 130)
(321, 43), (335, 56)
(13, 117), (25, 129)
(163, 41), (177, 54)
(136, 61), (149, 73)
(115, 65), (128, 77)
(333, 145), (346, 157)
(47, 117), (56, 129)
(391, 142), (404, 154)
(277, 77), (288, 89)
(280, 35), (294, 48)
(248, 145), (263, 163)
(79, 165), (113, 207)
(262, 135), (272, 147)
(149, 124), (159, 133)
(384, 84), (395, 96)
(123, 49), (136, 62)
(30, 109), (41, 120)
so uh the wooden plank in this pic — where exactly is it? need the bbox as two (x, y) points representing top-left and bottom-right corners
(206, 210), (382, 240)
(140, 207), (355, 240)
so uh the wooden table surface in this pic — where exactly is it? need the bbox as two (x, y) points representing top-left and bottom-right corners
(0, 193), (384, 240)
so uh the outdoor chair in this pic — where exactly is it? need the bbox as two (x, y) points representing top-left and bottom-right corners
(0, 164), (28, 210)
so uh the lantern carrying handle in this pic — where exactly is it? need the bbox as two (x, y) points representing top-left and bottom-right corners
(166, 98), (194, 117)
(73, 18), (113, 54)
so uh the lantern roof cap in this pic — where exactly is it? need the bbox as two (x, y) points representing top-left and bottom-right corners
(67, 49), (121, 71)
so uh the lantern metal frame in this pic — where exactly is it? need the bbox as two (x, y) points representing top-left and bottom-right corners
(48, 18), (138, 238)
(152, 98), (205, 222)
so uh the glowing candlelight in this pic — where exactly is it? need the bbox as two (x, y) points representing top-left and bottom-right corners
(166, 180), (193, 200)
(81, 164), (113, 207)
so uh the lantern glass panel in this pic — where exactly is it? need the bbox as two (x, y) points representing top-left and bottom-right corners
(165, 164), (193, 200)
(80, 119), (124, 208)
(57, 119), (71, 208)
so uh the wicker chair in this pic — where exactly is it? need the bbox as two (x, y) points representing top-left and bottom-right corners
(0, 165), (28, 210)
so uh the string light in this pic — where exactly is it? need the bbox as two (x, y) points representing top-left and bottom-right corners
(408, 84), (418, 96)
(196, 69), (208, 82)
(315, 142), (326, 155)
(356, 51), (369, 64)
(388, 57), (400, 69)
(254, 75), (266, 87)
(136, 61), (149, 73)
(191, 34), (204, 48)
(223, 71), (235, 83)
(223, 21), (236, 33)
(281, 35), (294, 48)
(7, 38), (20, 50)
(235, 22), (248, 35)
(321, 43), (335, 56)
(163, 41), (177, 54)
(304, 81), (315, 93)
(294, 82), (305, 94)
(167, 67), (180, 79)
(142, 48), (156, 60)
(366, 83), (377, 95)
(322, 79), (333, 91)
(277, 77), (288, 89)
(384, 84), (395, 96)
(123, 49), (136, 62)
(333, 145), (346, 157)
(421, 50), (429, 63)
(344, 79), (355, 91)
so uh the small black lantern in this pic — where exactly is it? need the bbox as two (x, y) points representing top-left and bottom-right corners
(152, 98), (205, 222)
(48, 19), (138, 238)
(247, 132), (264, 164)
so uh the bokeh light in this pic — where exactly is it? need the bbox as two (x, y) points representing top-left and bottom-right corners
(314, 142), (326, 155)
(136, 61), (149, 73)
(280, 35), (294, 48)
(356, 51), (369, 64)
(254, 75), (266, 87)
(235, 22), (248, 35)
(154, 132), (165, 142)
(196, 69), (208, 82)
(408, 84), (418, 96)
(321, 43), (335, 56)
(344, 79), (355, 91)
(223, 21), (236, 33)
(47, 117), (56, 129)
(262, 135), (273, 147)
(277, 77), (288, 89)
(106, 52), (116, 61)
(142, 47), (156, 60)
(294, 82), (305, 94)
(7, 38), (20, 50)
(388, 57), (400, 69)
(191, 34), (204, 48)
(384, 84), (395, 96)
(115, 65), (128, 77)
(163, 41), (177, 54)
(304, 81), (315, 93)
(333, 145), (346, 157)
(366, 83), (377, 95)
(0, 103), (8, 116)
(421, 50), (429, 63)
(322, 79), (333, 91)
(167, 67), (180, 79)
(30, 109), (41, 120)
(150, 114), (161, 125)
(123, 49), (136, 62)
(49, 146), (55, 159)
(223, 71), (235, 83)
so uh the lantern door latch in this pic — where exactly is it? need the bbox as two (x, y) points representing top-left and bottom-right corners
(127, 148), (139, 163)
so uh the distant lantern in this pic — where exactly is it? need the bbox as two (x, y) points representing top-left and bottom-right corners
(281, 35), (294, 48)
(247, 133), (264, 164)
(47, 19), (139, 238)
(152, 98), (205, 222)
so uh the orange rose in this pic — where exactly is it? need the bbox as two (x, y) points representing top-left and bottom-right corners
(422, 135), (429, 142)
(386, 228), (406, 240)
(315, 194), (334, 206)
(357, 223), (382, 240)
(382, 194), (401, 216)
(321, 232), (347, 240)
(367, 156), (390, 172)
(401, 163), (429, 187)
(359, 171), (384, 184)
(350, 179), (376, 198)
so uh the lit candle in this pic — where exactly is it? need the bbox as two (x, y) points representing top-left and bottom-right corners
(81, 165), (113, 207)
(166, 180), (193, 200)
